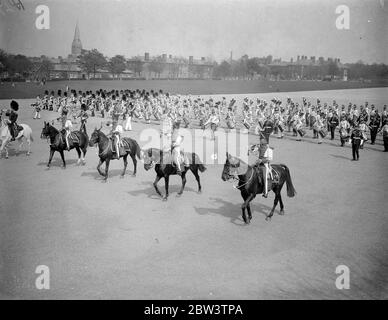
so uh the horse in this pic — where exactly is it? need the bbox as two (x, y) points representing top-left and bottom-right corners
(88, 126), (141, 181)
(221, 152), (296, 224)
(40, 121), (88, 168)
(0, 117), (33, 159)
(143, 148), (206, 201)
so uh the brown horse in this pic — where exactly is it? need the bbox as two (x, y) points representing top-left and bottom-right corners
(143, 148), (206, 201)
(221, 153), (296, 224)
(89, 127), (141, 182)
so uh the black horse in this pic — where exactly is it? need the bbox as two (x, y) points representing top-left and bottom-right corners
(221, 153), (296, 224)
(88, 127), (141, 181)
(143, 148), (206, 201)
(40, 121), (89, 168)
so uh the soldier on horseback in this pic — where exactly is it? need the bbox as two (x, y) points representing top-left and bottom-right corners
(5, 100), (20, 141)
(110, 96), (124, 159)
(171, 120), (189, 176)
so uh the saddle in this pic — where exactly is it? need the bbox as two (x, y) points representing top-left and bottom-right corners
(254, 164), (280, 185)
(160, 150), (189, 167)
(110, 137), (131, 156)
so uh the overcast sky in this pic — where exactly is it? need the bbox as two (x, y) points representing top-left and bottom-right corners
(1, 0), (387, 63)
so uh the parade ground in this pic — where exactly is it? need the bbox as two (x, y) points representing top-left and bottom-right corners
(0, 87), (387, 299)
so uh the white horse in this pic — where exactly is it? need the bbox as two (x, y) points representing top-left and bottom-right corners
(0, 118), (34, 159)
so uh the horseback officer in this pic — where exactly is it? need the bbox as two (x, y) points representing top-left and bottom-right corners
(4, 100), (20, 141)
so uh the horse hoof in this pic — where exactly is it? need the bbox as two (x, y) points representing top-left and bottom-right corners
(132, 174), (136, 177)
(120, 175), (124, 179)
(197, 190), (202, 194)
(177, 193), (182, 197)
(162, 197), (168, 201)
(279, 210), (285, 215)
(265, 216), (272, 221)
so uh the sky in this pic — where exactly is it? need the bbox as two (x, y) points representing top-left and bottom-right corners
(0, 0), (387, 64)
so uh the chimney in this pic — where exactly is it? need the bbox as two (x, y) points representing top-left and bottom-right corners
(297, 55), (300, 61)
(162, 54), (167, 61)
(144, 52), (150, 61)
(201, 57), (205, 61)
(290, 58), (293, 63)
(189, 56), (193, 64)
(169, 54), (172, 59)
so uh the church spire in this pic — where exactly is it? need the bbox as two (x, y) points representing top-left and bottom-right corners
(71, 20), (82, 57)
(74, 20), (80, 41)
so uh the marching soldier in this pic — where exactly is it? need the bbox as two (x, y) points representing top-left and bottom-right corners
(350, 124), (363, 161)
(369, 110), (381, 145)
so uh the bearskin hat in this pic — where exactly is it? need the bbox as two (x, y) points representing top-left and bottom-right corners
(10, 100), (19, 111)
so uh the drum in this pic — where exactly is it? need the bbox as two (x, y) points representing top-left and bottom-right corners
(227, 120), (235, 129)
(243, 121), (251, 130)
(339, 129), (349, 140)
(319, 129), (327, 138)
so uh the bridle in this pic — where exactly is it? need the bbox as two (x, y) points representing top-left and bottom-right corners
(225, 158), (255, 189)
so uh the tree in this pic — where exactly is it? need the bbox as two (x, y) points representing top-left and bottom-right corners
(36, 58), (53, 80)
(0, 49), (7, 74)
(214, 60), (231, 79)
(149, 57), (164, 78)
(6, 54), (33, 78)
(78, 49), (107, 79)
(327, 61), (339, 78)
(232, 58), (248, 79)
(129, 59), (143, 77)
(108, 55), (126, 78)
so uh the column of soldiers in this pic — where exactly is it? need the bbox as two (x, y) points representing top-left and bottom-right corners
(30, 89), (388, 154)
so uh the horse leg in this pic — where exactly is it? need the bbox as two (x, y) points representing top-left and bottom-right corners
(266, 188), (279, 221)
(278, 190), (285, 215)
(130, 153), (137, 176)
(17, 139), (23, 155)
(241, 193), (254, 224)
(97, 158), (106, 177)
(177, 172), (187, 196)
(47, 148), (55, 168)
(103, 159), (110, 182)
(75, 147), (81, 165)
(191, 167), (202, 193)
(121, 154), (128, 178)
(153, 175), (163, 198)
(26, 138), (31, 156)
(247, 203), (253, 221)
(163, 175), (170, 201)
(81, 147), (87, 165)
(59, 150), (66, 168)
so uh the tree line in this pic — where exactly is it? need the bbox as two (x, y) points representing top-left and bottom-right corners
(1, 48), (387, 81)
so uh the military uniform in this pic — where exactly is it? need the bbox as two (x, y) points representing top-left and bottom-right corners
(350, 126), (362, 160)
(369, 112), (381, 145)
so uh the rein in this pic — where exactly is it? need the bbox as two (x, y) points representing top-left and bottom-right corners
(231, 167), (254, 189)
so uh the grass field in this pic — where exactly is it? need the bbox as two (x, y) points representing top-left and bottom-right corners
(1, 79), (388, 99)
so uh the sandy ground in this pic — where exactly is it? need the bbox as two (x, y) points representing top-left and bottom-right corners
(0, 90), (387, 300)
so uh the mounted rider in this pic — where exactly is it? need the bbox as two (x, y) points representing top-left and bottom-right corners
(110, 96), (124, 159)
(252, 136), (273, 198)
(5, 100), (20, 141)
(171, 120), (189, 176)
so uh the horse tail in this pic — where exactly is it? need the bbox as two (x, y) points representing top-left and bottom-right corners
(192, 153), (206, 172)
(281, 164), (296, 197)
(198, 163), (207, 172)
(134, 140), (141, 159)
